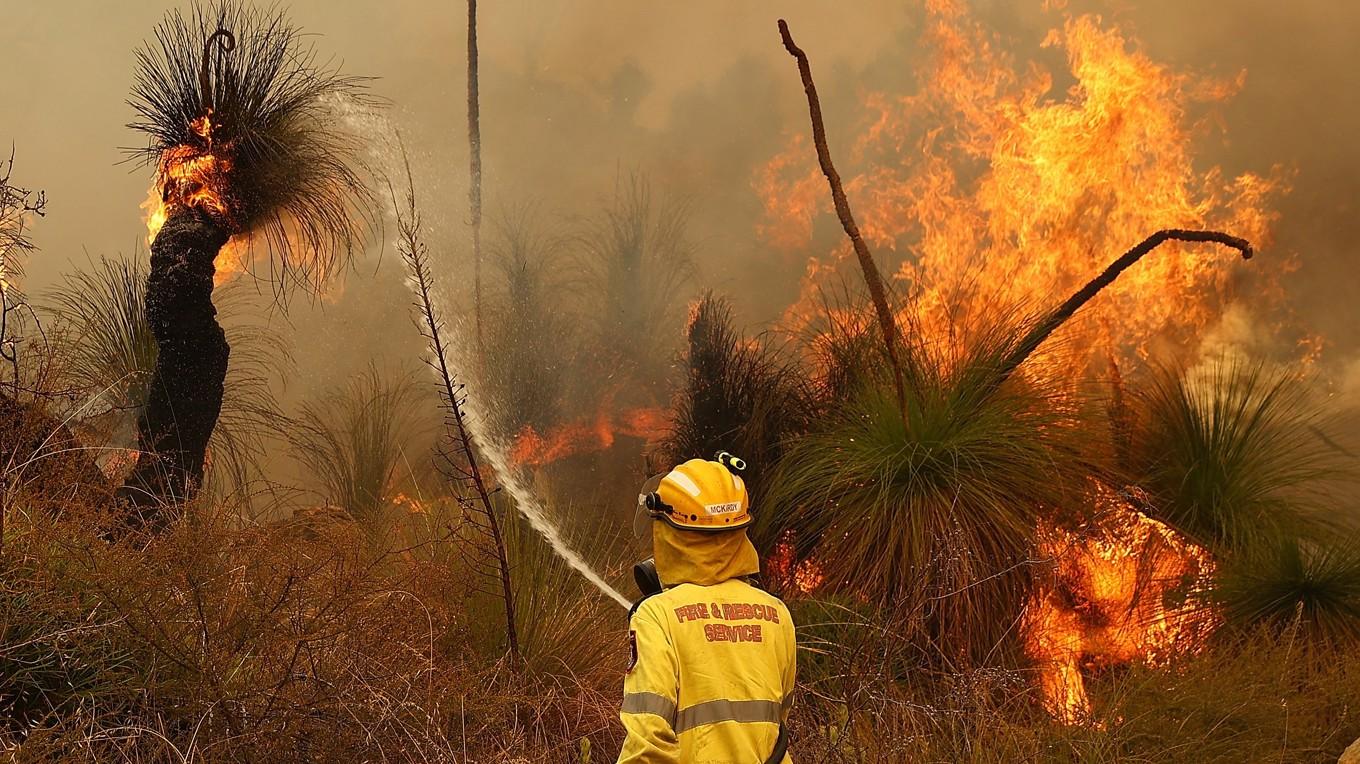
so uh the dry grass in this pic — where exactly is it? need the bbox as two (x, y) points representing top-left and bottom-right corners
(0, 486), (623, 762)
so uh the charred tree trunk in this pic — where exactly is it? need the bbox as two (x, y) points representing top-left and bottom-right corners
(118, 206), (230, 530)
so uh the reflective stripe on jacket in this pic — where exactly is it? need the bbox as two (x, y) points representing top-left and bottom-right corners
(618, 578), (796, 763)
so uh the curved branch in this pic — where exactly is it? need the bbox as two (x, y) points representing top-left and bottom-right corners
(994, 229), (1254, 388)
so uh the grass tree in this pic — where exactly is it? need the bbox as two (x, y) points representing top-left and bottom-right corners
(578, 174), (693, 390)
(1213, 532), (1360, 646)
(483, 204), (572, 435)
(1128, 360), (1350, 552)
(761, 319), (1100, 663)
(122, 1), (373, 527)
(664, 293), (814, 514)
(288, 367), (425, 526)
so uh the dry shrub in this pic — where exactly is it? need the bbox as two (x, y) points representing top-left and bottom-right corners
(0, 488), (625, 762)
(787, 594), (1360, 763)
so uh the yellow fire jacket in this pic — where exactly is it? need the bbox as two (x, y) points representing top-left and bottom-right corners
(618, 577), (796, 763)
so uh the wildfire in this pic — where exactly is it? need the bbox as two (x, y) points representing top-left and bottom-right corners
(391, 492), (428, 514)
(755, 2), (1278, 723)
(509, 406), (668, 468)
(140, 111), (251, 286)
(757, 0), (1284, 369)
(1023, 484), (1217, 723)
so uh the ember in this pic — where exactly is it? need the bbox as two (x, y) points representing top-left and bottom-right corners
(139, 111), (251, 285)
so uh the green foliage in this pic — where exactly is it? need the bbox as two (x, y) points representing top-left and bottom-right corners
(288, 367), (428, 524)
(762, 319), (1098, 663)
(1213, 532), (1360, 645)
(501, 505), (624, 675)
(1129, 360), (1350, 552)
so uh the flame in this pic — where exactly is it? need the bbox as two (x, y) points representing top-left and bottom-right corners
(140, 111), (252, 286)
(755, 5), (1277, 721)
(766, 540), (826, 595)
(509, 406), (668, 468)
(1023, 484), (1217, 723)
(757, 1), (1285, 366)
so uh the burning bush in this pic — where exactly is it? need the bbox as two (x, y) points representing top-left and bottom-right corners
(761, 317), (1100, 665)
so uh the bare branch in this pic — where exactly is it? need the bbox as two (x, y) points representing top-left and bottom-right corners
(390, 143), (519, 662)
(778, 19), (907, 413)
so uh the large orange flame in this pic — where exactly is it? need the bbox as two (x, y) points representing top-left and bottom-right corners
(509, 406), (668, 469)
(757, 2), (1266, 722)
(140, 112), (250, 286)
(757, 1), (1284, 367)
(1023, 484), (1217, 723)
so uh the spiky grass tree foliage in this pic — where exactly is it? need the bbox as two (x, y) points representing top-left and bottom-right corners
(501, 506), (619, 674)
(1213, 532), (1360, 646)
(43, 255), (285, 495)
(122, 1), (373, 525)
(288, 368), (426, 526)
(578, 174), (693, 388)
(761, 320), (1099, 664)
(664, 293), (814, 515)
(127, 3), (373, 279)
(1128, 361), (1349, 553)
(483, 204), (573, 435)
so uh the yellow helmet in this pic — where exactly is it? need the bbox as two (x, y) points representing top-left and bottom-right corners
(641, 453), (751, 532)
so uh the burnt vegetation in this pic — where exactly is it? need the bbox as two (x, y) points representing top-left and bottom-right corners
(2, 4), (1360, 763)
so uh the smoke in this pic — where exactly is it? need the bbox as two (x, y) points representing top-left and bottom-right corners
(5, 1), (1360, 513)
(445, 319), (631, 608)
(9, 1), (1359, 344)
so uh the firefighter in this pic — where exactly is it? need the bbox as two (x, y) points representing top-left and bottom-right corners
(619, 453), (796, 763)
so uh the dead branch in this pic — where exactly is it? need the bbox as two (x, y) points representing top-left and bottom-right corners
(390, 144), (519, 662)
(994, 229), (1253, 388)
(778, 19), (907, 413)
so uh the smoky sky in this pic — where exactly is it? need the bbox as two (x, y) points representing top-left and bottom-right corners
(4, 0), (1359, 372)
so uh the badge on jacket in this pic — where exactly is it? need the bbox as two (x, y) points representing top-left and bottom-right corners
(627, 630), (638, 673)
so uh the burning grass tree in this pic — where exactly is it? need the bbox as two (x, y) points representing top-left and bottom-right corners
(768, 18), (1257, 668)
(122, 1), (373, 526)
(762, 319), (1102, 664)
